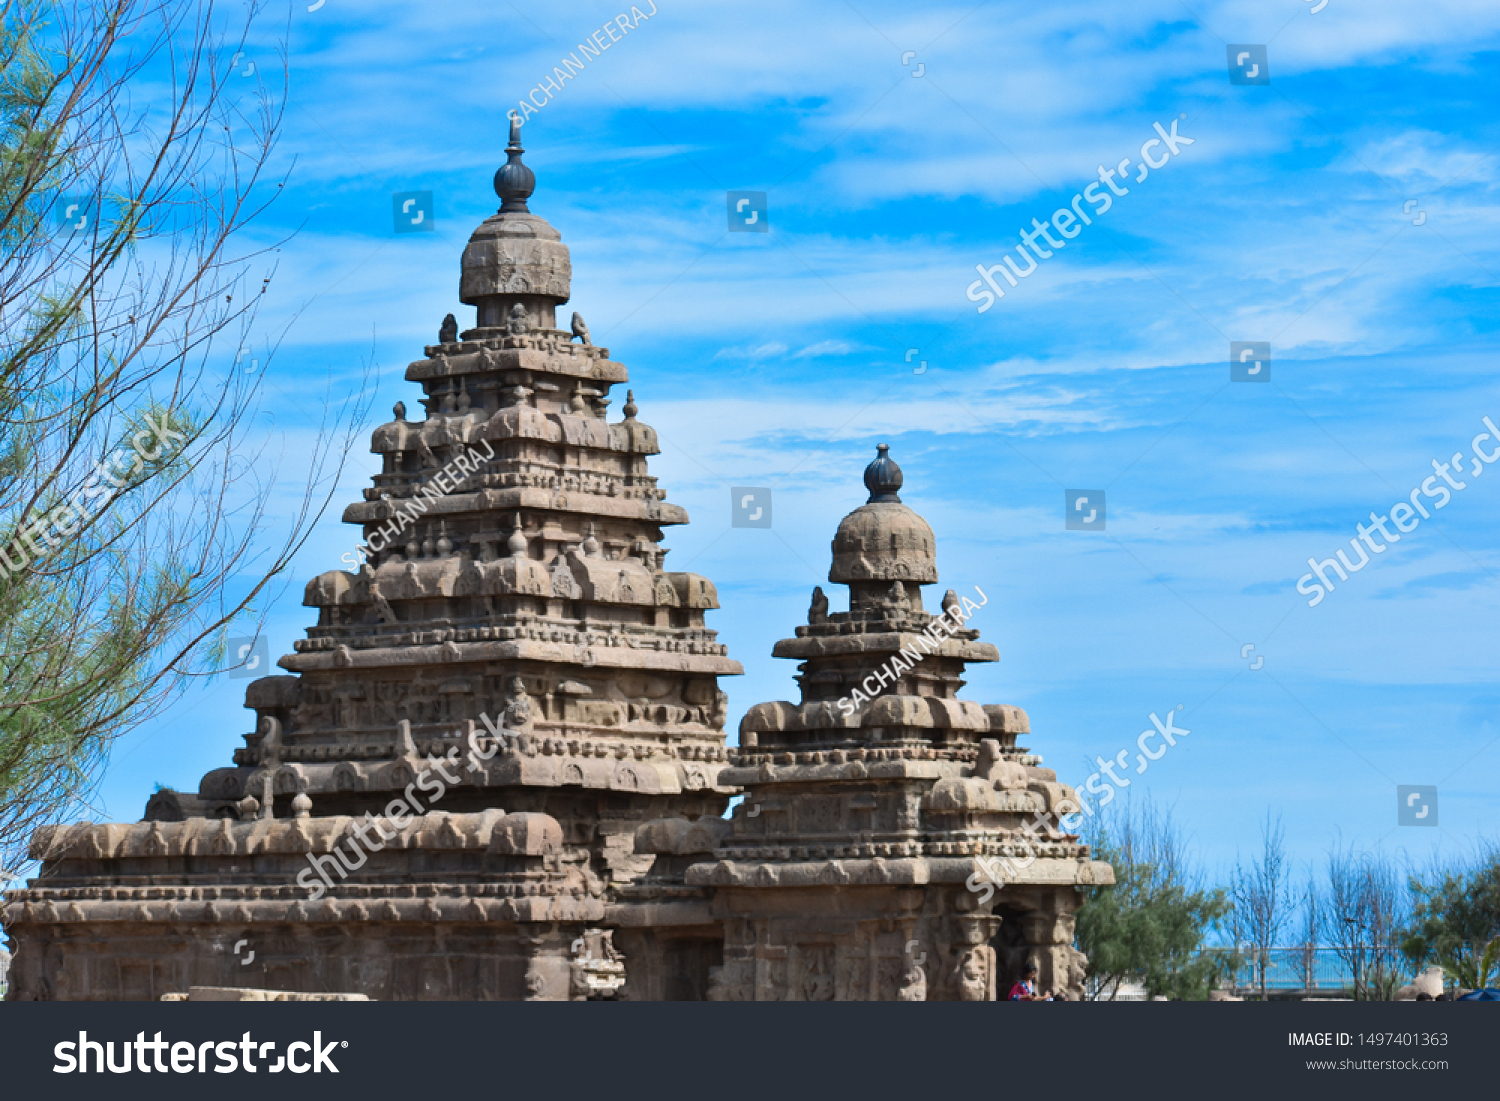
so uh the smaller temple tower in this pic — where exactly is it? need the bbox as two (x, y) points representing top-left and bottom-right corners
(683, 445), (1112, 1000)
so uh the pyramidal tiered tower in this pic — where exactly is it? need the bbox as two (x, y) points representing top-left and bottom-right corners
(2, 121), (743, 1001)
(673, 447), (1112, 1001)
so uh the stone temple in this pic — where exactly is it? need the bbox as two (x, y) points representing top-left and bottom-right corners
(2, 121), (1111, 1001)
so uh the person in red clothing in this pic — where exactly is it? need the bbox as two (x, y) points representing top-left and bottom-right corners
(1009, 963), (1051, 1001)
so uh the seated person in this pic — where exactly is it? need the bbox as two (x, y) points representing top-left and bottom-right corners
(1009, 963), (1051, 1001)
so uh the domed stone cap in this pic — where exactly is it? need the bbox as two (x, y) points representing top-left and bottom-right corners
(460, 121), (571, 307)
(830, 446), (938, 584)
(459, 212), (571, 305)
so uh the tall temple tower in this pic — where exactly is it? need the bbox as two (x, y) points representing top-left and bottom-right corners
(2, 121), (743, 1001)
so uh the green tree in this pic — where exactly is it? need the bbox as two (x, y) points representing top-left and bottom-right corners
(0, 0), (361, 877)
(1402, 847), (1500, 991)
(1076, 797), (1234, 1000)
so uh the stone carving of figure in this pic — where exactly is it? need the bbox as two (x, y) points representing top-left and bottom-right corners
(803, 951), (834, 1002)
(887, 580), (906, 611)
(895, 792), (920, 831)
(503, 676), (534, 733)
(415, 433), (437, 469)
(1067, 948), (1088, 996)
(439, 313), (457, 343)
(709, 689), (729, 730)
(957, 948), (989, 1001)
(571, 311), (591, 345)
(808, 585), (829, 625)
(897, 962), (927, 1001)
(367, 575), (397, 625)
(257, 714), (282, 766)
(393, 400), (406, 422)
(507, 303), (529, 335)
(942, 588), (961, 621)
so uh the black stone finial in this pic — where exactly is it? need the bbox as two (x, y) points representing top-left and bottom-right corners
(863, 443), (903, 503)
(494, 114), (536, 213)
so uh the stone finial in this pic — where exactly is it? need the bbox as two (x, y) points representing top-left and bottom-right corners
(622, 390), (638, 419)
(439, 313), (458, 343)
(393, 400), (406, 422)
(290, 792), (313, 819)
(508, 514), (529, 557)
(494, 114), (536, 213)
(941, 589), (960, 620)
(864, 443), (903, 503)
(581, 523), (601, 558)
(571, 312), (592, 345)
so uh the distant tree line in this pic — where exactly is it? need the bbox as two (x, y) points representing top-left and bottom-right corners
(1073, 797), (1500, 1000)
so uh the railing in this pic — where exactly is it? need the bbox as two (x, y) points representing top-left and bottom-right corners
(1218, 947), (1360, 991)
(1088, 948), (1371, 1000)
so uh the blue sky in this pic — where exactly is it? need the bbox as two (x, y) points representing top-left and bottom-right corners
(86, 0), (1500, 888)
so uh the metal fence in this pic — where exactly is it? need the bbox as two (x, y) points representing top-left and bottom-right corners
(1089, 948), (1369, 1000)
(1218, 947), (1359, 992)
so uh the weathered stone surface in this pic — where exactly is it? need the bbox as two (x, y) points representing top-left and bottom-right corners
(2, 134), (1112, 1004)
(673, 445), (1111, 1001)
(3, 129), (740, 1003)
